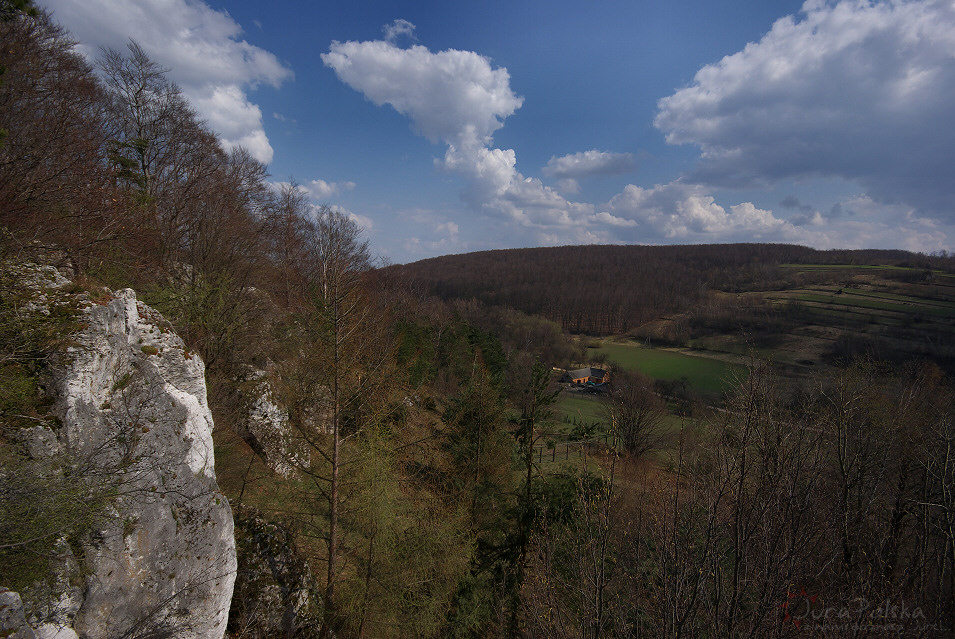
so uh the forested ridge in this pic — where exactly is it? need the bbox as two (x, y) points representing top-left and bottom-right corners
(388, 244), (953, 334)
(3, 5), (955, 638)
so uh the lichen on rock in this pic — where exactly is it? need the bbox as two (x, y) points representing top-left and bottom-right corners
(3, 272), (236, 639)
(240, 373), (308, 478)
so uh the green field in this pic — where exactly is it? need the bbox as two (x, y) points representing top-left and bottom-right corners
(554, 393), (605, 428)
(588, 342), (748, 397)
(792, 292), (955, 317)
(779, 263), (917, 272)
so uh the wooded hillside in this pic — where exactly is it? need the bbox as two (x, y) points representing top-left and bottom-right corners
(388, 244), (954, 334)
(4, 6), (955, 638)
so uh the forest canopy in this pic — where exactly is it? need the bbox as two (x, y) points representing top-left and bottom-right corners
(2, 7), (955, 638)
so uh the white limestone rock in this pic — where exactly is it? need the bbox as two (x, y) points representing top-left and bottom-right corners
(43, 288), (236, 639)
(242, 375), (308, 478)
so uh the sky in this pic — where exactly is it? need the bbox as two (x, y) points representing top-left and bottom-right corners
(36, 0), (955, 264)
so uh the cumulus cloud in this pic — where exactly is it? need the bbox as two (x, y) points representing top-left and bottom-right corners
(39, 0), (292, 164)
(322, 26), (602, 242)
(655, 0), (955, 220)
(589, 211), (638, 228)
(287, 199), (373, 230)
(603, 181), (799, 242)
(322, 24), (815, 249)
(270, 179), (357, 204)
(304, 179), (356, 200)
(190, 84), (275, 163)
(322, 18), (952, 253)
(322, 37), (522, 148)
(325, 205), (374, 231)
(807, 194), (952, 252)
(542, 150), (636, 180)
(399, 213), (465, 259)
(597, 179), (955, 252)
(541, 150), (636, 194)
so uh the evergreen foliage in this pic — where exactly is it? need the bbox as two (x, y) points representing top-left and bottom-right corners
(2, 7), (955, 637)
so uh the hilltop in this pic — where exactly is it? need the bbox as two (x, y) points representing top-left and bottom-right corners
(386, 243), (955, 376)
(5, 7), (955, 636)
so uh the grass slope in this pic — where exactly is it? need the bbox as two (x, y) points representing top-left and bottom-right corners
(589, 341), (748, 397)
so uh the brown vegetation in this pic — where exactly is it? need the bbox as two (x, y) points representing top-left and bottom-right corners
(3, 7), (955, 637)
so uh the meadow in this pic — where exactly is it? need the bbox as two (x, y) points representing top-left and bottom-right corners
(588, 341), (748, 397)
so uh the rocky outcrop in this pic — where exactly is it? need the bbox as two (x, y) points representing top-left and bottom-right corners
(228, 512), (321, 637)
(240, 374), (307, 478)
(0, 588), (37, 639)
(6, 277), (236, 638)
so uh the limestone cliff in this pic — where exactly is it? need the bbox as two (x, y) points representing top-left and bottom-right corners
(5, 275), (236, 638)
(240, 374), (308, 478)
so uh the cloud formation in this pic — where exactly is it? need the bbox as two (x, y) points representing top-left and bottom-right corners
(542, 150), (637, 194)
(271, 180), (359, 214)
(655, 0), (955, 219)
(327, 205), (375, 232)
(322, 26), (599, 238)
(322, 28), (522, 149)
(39, 0), (292, 164)
(322, 22), (823, 249)
(597, 181), (954, 253)
(322, 14), (955, 255)
(383, 19), (417, 45)
(604, 181), (795, 242)
(304, 179), (356, 200)
(542, 150), (636, 179)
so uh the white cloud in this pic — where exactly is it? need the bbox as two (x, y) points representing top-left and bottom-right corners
(304, 179), (356, 200)
(589, 211), (639, 228)
(39, 0), (292, 164)
(330, 205), (374, 231)
(555, 179), (581, 194)
(655, 0), (955, 220)
(304, 204), (373, 231)
(383, 19), (417, 45)
(542, 150), (636, 180)
(270, 179), (356, 201)
(598, 180), (955, 252)
(322, 38), (522, 150)
(798, 194), (953, 252)
(604, 181), (798, 241)
(436, 221), (459, 240)
(323, 30), (598, 239)
(394, 210), (467, 258)
(322, 28), (813, 249)
(190, 84), (274, 162)
(322, 17), (955, 254)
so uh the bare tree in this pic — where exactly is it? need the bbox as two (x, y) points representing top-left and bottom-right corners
(0, 10), (121, 269)
(270, 207), (391, 637)
(98, 41), (221, 270)
(262, 182), (312, 310)
(604, 368), (668, 459)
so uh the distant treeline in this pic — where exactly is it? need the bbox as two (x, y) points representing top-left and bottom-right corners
(387, 244), (955, 334)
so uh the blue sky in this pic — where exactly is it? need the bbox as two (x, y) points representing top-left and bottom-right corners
(38, 0), (955, 263)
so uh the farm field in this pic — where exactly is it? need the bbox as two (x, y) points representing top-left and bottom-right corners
(554, 393), (604, 427)
(548, 261), (955, 459)
(587, 341), (748, 397)
(775, 290), (955, 318)
(626, 263), (955, 381)
(778, 263), (920, 272)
